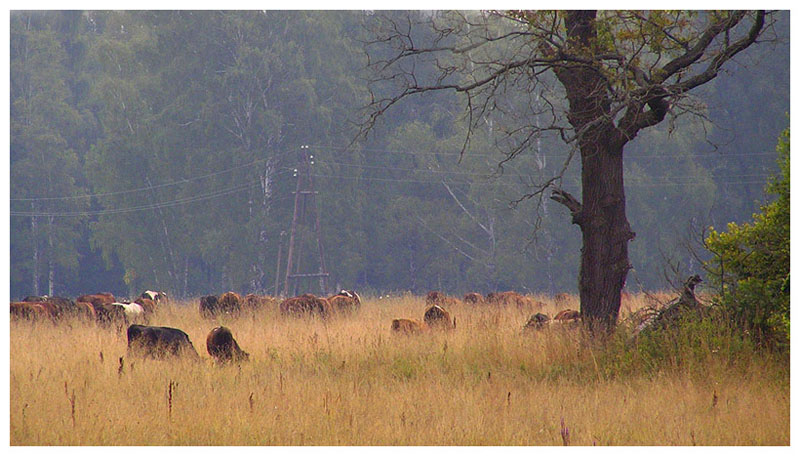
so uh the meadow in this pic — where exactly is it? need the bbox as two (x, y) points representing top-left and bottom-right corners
(9, 292), (790, 445)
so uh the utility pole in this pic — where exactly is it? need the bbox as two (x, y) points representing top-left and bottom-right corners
(282, 145), (329, 297)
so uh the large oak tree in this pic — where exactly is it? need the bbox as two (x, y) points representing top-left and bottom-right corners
(359, 10), (775, 329)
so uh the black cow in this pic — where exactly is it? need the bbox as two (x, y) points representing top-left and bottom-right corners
(127, 324), (199, 359)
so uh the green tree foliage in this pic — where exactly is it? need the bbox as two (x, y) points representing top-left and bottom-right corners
(704, 127), (789, 348)
(7, 11), (790, 301)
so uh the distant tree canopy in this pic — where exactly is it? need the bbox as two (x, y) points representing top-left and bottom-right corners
(9, 11), (789, 302)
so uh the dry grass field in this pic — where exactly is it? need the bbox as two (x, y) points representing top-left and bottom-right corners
(10, 293), (789, 445)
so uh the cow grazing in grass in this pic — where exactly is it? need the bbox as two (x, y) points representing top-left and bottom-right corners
(141, 290), (168, 305)
(206, 326), (249, 364)
(280, 293), (333, 319)
(391, 318), (426, 335)
(463, 292), (485, 305)
(134, 297), (156, 315)
(113, 302), (146, 323)
(524, 313), (551, 331)
(425, 291), (460, 308)
(96, 303), (127, 326)
(486, 291), (537, 309)
(127, 324), (199, 359)
(243, 293), (277, 312)
(327, 290), (361, 314)
(10, 302), (49, 320)
(553, 309), (581, 327)
(219, 291), (243, 316)
(200, 292), (242, 318)
(77, 293), (116, 313)
(75, 301), (96, 321)
(199, 295), (220, 319)
(21, 295), (78, 319)
(424, 304), (455, 330)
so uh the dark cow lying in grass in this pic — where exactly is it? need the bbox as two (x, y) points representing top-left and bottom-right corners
(206, 326), (249, 364)
(127, 324), (199, 359)
(523, 312), (551, 331)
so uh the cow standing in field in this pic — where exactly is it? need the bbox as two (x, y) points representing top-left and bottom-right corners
(134, 297), (156, 315)
(127, 324), (199, 359)
(243, 293), (277, 312)
(424, 304), (455, 330)
(279, 293), (334, 319)
(463, 292), (485, 305)
(206, 326), (249, 364)
(199, 295), (220, 319)
(10, 302), (49, 320)
(426, 291), (460, 308)
(327, 290), (361, 314)
(486, 291), (538, 310)
(77, 292), (116, 308)
(141, 290), (168, 305)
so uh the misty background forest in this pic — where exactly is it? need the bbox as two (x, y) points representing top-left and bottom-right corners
(9, 11), (790, 300)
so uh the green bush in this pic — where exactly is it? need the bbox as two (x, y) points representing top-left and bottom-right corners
(704, 127), (790, 350)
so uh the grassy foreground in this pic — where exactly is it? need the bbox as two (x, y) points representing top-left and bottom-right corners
(10, 293), (789, 445)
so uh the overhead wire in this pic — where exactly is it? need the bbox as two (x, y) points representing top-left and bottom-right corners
(10, 147), (299, 202)
(11, 169), (295, 217)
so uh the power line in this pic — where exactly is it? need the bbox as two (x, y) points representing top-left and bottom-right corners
(10, 149), (298, 202)
(10, 170), (295, 217)
(308, 144), (779, 160)
(314, 159), (775, 181)
(309, 171), (769, 188)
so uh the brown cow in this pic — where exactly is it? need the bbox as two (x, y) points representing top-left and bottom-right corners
(218, 291), (243, 316)
(463, 292), (485, 305)
(77, 293), (116, 312)
(10, 302), (49, 320)
(74, 300), (97, 321)
(553, 309), (581, 326)
(391, 318), (426, 334)
(426, 291), (460, 308)
(134, 297), (156, 315)
(279, 293), (333, 319)
(424, 304), (455, 330)
(243, 293), (278, 312)
(206, 326), (249, 364)
(327, 290), (361, 314)
(486, 291), (537, 309)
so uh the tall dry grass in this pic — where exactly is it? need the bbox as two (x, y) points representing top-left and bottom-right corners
(10, 293), (789, 445)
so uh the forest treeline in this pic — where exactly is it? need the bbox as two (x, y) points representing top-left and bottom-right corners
(9, 11), (790, 300)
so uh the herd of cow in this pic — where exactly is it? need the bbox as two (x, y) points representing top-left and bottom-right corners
(11, 288), (581, 363)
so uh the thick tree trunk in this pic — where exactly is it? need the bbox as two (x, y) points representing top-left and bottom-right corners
(577, 139), (634, 329)
(551, 11), (636, 330)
